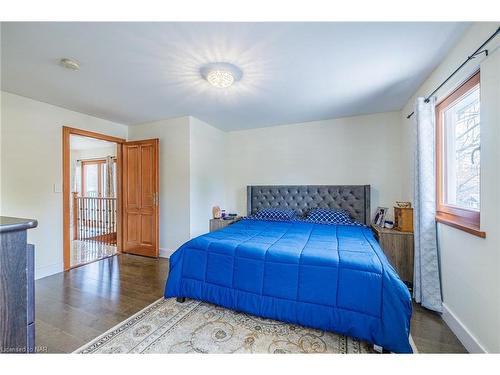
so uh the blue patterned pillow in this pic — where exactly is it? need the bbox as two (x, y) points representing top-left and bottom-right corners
(251, 208), (297, 221)
(305, 208), (354, 225)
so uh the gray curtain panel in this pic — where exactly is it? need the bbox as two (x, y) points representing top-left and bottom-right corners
(413, 97), (443, 312)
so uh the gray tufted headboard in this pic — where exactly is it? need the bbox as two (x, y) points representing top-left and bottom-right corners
(247, 185), (371, 225)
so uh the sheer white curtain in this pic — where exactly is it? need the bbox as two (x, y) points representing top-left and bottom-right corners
(413, 97), (442, 312)
(73, 160), (82, 194)
(105, 156), (115, 198)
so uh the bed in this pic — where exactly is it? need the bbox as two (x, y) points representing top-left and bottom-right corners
(164, 185), (412, 353)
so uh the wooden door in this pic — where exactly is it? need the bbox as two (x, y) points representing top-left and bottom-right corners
(122, 139), (159, 257)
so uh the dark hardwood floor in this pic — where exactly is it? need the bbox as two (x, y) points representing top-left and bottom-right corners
(35, 254), (467, 353)
(36, 254), (169, 353)
(411, 303), (467, 353)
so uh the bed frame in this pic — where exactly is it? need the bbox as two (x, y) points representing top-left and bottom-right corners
(246, 185), (371, 225)
(177, 185), (370, 305)
(245, 184), (391, 352)
(177, 184), (397, 352)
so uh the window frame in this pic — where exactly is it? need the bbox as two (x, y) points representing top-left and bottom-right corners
(81, 159), (104, 197)
(435, 71), (485, 238)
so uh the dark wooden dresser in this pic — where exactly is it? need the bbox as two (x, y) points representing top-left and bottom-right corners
(0, 216), (38, 353)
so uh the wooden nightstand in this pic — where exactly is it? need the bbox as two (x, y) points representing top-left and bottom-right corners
(371, 224), (414, 287)
(209, 217), (240, 232)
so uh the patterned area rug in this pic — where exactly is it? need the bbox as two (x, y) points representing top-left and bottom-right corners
(75, 298), (380, 354)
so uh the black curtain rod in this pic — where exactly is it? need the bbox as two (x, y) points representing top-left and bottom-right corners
(406, 26), (500, 119)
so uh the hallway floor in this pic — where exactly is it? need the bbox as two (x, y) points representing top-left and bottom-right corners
(70, 239), (117, 268)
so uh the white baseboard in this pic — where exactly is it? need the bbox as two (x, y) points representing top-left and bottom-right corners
(159, 248), (175, 259)
(35, 262), (63, 280)
(442, 302), (487, 353)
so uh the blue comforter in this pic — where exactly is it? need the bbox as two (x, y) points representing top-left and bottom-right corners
(165, 219), (412, 353)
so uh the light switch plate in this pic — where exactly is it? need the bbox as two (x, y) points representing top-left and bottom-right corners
(53, 183), (62, 193)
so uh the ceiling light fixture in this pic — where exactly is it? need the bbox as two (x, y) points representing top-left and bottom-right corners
(59, 58), (80, 71)
(206, 70), (234, 88)
(200, 62), (242, 89)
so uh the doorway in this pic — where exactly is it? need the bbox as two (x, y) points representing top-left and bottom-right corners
(63, 127), (125, 269)
(63, 127), (160, 270)
(70, 135), (118, 267)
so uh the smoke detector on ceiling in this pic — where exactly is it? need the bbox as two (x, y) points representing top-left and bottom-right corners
(59, 58), (80, 71)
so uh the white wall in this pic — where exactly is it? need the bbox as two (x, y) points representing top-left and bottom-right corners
(0, 91), (128, 279)
(71, 145), (117, 161)
(400, 23), (500, 353)
(189, 117), (226, 237)
(135, 111), (404, 251)
(128, 117), (191, 254)
(225, 112), (405, 219)
(128, 116), (226, 253)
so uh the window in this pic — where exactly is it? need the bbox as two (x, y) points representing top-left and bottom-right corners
(436, 71), (484, 237)
(81, 159), (116, 197)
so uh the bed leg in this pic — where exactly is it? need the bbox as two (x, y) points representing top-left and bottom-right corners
(176, 297), (186, 303)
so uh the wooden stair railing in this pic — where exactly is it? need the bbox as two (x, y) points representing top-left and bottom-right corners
(73, 194), (117, 245)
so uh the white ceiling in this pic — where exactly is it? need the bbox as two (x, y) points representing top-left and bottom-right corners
(1, 22), (469, 131)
